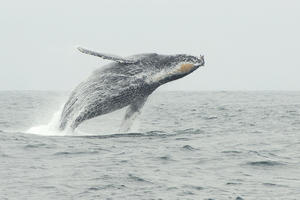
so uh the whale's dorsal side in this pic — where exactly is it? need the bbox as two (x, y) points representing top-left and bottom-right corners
(77, 47), (137, 64)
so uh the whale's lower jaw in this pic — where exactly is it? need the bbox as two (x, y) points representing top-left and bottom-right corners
(58, 102), (129, 131)
(59, 103), (130, 131)
(58, 84), (158, 132)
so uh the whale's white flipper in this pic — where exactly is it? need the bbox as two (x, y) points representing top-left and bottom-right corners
(119, 97), (148, 132)
(77, 47), (137, 64)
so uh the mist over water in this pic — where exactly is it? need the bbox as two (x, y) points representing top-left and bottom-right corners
(1, 91), (300, 199)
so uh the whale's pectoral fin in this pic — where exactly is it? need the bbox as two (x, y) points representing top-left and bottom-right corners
(77, 47), (137, 64)
(119, 97), (148, 132)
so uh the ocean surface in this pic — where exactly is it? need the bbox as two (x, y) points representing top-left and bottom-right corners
(0, 91), (300, 200)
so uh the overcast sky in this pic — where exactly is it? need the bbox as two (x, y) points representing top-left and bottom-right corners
(0, 0), (299, 91)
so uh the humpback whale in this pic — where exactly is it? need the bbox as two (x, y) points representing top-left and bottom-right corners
(59, 47), (205, 131)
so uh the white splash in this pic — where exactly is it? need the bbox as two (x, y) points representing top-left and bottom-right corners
(25, 109), (72, 136)
(24, 106), (135, 136)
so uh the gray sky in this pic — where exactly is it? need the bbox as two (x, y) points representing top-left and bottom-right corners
(1, 0), (299, 91)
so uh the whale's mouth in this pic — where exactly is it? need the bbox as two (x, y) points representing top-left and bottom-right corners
(178, 63), (194, 73)
(177, 62), (203, 74)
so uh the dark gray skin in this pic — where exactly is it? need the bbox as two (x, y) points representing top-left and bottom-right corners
(59, 47), (205, 131)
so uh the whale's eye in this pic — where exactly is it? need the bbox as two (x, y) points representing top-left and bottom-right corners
(178, 63), (194, 73)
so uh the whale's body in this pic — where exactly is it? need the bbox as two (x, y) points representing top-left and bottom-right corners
(59, 47), (204, 131)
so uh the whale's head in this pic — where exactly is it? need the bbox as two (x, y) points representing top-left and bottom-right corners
(155, 54), (205, 84)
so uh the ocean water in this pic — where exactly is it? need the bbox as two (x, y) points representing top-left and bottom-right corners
(0, 91), (300, 200)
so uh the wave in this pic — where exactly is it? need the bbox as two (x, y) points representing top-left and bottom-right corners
(128, 173), (152, 184)
(53, 151), (100, 156)
(182, 145), (198, 151)
(246, 160), (285, 167)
